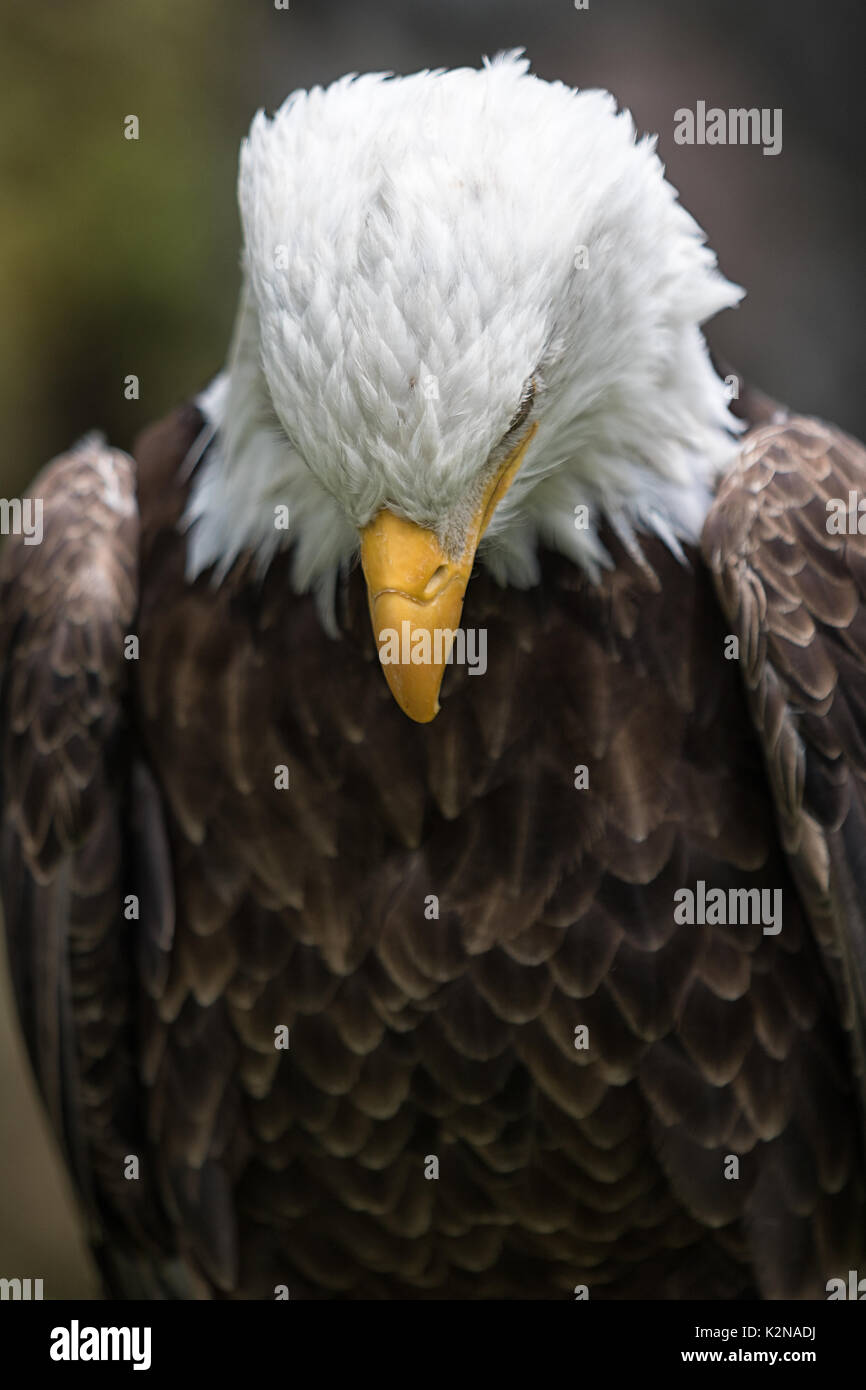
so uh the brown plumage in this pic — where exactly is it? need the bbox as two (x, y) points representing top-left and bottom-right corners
(2, 385), (866, 1299)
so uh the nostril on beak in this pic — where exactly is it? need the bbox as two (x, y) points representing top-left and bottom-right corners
(422, 564), (450, 600)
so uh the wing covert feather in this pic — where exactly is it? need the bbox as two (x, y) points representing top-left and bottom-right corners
(703, 416), (866, 1124)
(0, 435), (171, 1268)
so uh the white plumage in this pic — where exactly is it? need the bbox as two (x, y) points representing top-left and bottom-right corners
(185, 51), (743, 626)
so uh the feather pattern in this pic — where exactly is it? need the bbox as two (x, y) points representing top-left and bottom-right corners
(4, 397), (864, 1298)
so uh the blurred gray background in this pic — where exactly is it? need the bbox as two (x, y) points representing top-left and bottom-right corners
(0, 0), (864, 1296)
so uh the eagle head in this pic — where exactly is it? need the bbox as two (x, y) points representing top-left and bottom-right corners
(184, 52), (743, 721)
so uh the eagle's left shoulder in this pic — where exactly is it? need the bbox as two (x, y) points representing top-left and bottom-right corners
(703, 413), (866, 1131)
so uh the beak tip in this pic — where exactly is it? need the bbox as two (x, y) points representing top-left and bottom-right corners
(390, 678), (443, 724)
(408, 700), (440, 724)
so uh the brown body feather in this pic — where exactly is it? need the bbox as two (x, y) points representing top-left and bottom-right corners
(2, 395), (865, 1298)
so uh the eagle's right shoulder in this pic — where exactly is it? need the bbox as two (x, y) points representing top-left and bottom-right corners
(0, 433), (139, 885)
(0, 433), (141, 1255)
(0, 418), (203, 1295)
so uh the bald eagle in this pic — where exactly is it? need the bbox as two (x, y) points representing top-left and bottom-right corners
(3, 53), (866, 1301)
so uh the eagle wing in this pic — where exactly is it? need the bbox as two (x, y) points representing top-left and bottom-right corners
(0, 435), (177, 1289)
(703, 414), (866, 1131)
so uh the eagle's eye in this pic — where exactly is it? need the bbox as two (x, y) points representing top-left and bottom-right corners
(504, 377), (536, 437)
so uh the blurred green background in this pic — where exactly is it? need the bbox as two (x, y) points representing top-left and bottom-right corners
(0, 0), (864, 1296)
(2, 0), (866, 494)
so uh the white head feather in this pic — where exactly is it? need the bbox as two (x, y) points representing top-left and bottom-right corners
(184, 51), (743, 631)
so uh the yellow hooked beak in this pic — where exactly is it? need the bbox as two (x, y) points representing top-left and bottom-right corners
(359, 422), (538, 722)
